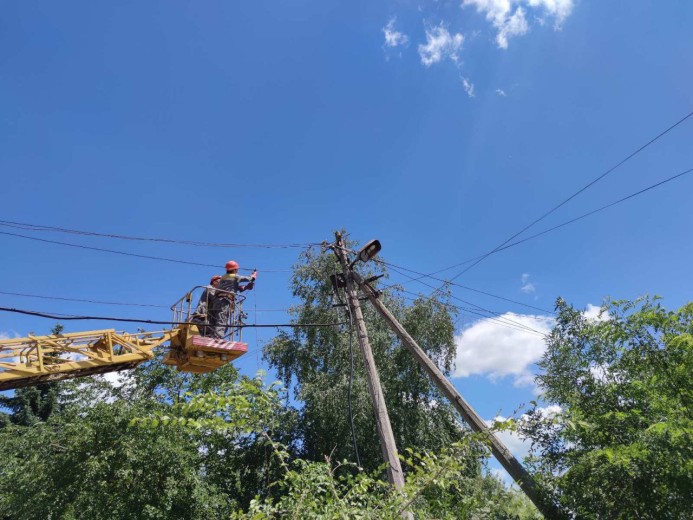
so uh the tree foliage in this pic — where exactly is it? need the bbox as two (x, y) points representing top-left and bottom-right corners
(0, 257), (546, 519)
(519, 297), (693, 519)
(264, 244), (463, 472)
(137, 375), (540, 519)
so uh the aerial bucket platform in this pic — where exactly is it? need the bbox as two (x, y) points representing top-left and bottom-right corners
(163, 286), (248, 374)
(0, 286), (248, 391)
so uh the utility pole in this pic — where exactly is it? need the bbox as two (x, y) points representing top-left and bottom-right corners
(332, 232), (407, 491)
(353, 270), (566, 520)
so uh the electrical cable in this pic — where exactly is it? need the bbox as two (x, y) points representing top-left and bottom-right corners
(0, 219), (321, 249)
(385, 265), (548, 336)
(491, 166), (693, 253)
(332, 261), (362, 467)
(0, 231), (291, 272)
(374, 259), (553, 314)
(0, 306), (345, 328)
(395, 288), (547, 337)
(0, 289), (292, 312)
(0, 290), (170, 308)
(441, 109), (693, 284)
(391, 165), (693, 292)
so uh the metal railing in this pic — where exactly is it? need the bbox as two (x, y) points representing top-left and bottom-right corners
(170, 286), (247, 343)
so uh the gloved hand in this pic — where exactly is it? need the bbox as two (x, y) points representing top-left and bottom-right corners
(251, 269), (258, 281)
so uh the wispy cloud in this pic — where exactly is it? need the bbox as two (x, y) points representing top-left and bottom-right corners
(382, 17), (409, 48)
(462, 0), (574, 48)
(418, 24), (464, 66)
(520, 273), (536, 294)
(461, 76), (475, 97)
(495, 88), (507, 96)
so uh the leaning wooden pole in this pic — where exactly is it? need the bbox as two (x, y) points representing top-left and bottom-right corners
(353, 272), (566, 519)
(332, 233), (407, 492)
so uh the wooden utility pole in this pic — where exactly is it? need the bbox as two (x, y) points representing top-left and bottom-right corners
(353, 271), (566, 520)
(332, 232), (406, 491)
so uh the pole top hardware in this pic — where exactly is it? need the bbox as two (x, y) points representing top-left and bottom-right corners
(350, 239), (381, 267)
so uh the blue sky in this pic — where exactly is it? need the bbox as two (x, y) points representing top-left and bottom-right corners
(1, 0), (692, 473)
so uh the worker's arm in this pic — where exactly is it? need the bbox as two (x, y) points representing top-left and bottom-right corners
(239, 270), (257, 292)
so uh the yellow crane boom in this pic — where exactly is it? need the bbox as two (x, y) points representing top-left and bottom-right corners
(0, 287), (249, 391)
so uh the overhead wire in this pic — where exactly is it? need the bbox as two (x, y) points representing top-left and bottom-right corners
(0, 231), (291, 272)
(332, 259), (362, 468)
(0, 306), (343, 328)
(0, 289), (293, 312)
(0, 289), (169, 308)
(396, 287), (547, 337)
(374, 259), (553, 314)
(442, 110), (693, 285)
(490, 165), (693, 253)
(390, 164), (693, 291)
(0, 219), (320, 249)
(383, 263), (548, 336)
(331, 242), (546, 334)
(396, 290), (548, 337)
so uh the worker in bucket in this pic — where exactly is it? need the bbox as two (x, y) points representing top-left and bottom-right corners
(192, 274), (221, 336)
(208, 260), (257, 339)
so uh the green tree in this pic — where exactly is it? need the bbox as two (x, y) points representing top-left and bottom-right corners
(520, 297), (693, 519)
(264, 244), (465, 473)
(140, 374), (541, 519)
(0, 324), (66, 426)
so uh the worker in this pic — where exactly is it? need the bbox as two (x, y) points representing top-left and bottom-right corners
(192, 275), (221, 336)
(208, 260), (257, 339)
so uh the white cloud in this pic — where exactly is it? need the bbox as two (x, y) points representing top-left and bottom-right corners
(489, 404), (562, 460)
(462, 0), (574, 48)
(495, 88), (507, 96)
(528, 0), (574, 26)
(497, 6), (529, 49)
(453, 312), (554, 387)
(584, 303), (608, 322)
(520, 273), (536, 294)
(418, 24), (465, 66)
(101, 370), (129, 388)
(461, 76), (475, 97)
(383, 17), (409, 48)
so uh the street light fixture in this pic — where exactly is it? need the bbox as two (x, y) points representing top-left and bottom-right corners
(351, 239), (381, 267)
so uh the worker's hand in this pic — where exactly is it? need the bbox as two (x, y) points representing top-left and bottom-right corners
(251, 269), (258, 281)
(243, 282), (255, 292)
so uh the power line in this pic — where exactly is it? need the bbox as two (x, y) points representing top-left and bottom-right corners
(0, 290), (168, 308)
(379, 262), (549, 336)
(0, 219), (320, 249)
(399, 164), (693, 289)
(442, 110), (693, 285)
(0, 306), (342, 328)
(493, 166), (693, 253)
(0, 290), (290, 312)
(391, 281), (547, 337)
(375, 259), (553, 314)
(397, 290), (547, 337)
(0, 231), (291, 272)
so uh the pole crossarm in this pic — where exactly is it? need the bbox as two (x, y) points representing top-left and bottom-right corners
(0, 329), (179, 391)
(354, 272), (566, 519)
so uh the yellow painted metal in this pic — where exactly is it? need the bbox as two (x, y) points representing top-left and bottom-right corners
(161, 323), (247, 374)
(0, 286), (250, 391)
(0, 329), (179, 391)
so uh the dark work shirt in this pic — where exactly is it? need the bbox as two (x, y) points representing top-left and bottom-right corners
(218, 273), (253, 294)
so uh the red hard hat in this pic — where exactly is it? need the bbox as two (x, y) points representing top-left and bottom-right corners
(225, 260), (239, 271)
(210, 275), (222, 284)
